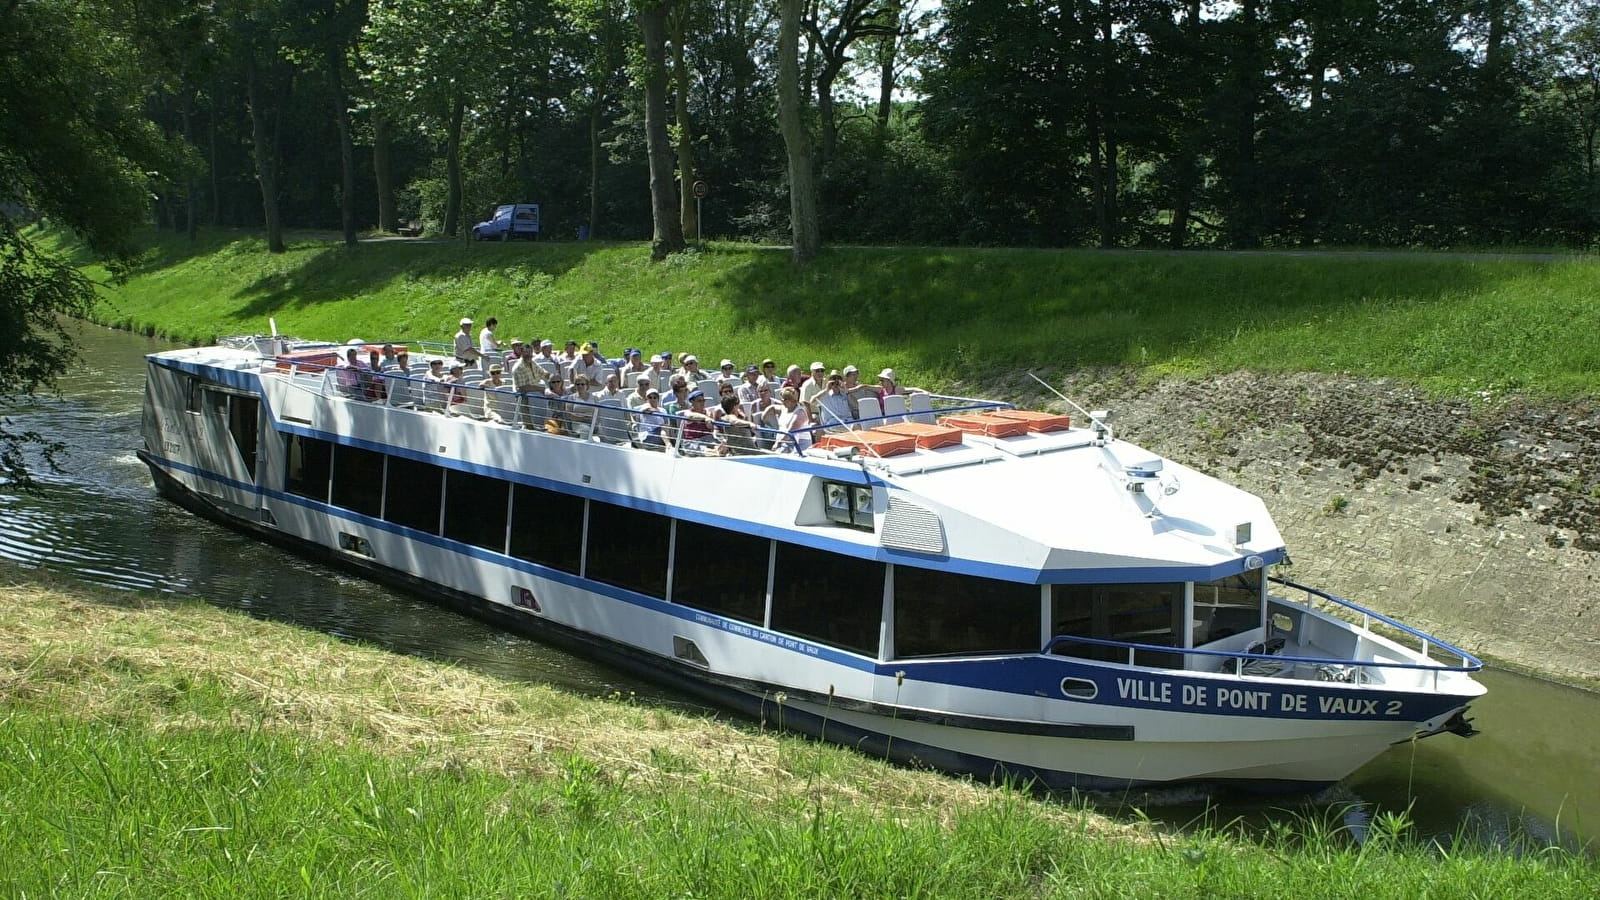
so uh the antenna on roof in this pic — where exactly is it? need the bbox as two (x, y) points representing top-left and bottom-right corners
(1026, 373), (1111, 443)
(269, 317), (279, 338)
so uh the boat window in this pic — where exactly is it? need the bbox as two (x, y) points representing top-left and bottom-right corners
(508, 484), (584, 574)
(586, 501), (670, 598)
(1192, 573), (1262, 646)
(227, 395), (259, 480)
(670, 521), (768, 625)
(1049, 583), (1183, 666)
(283, 434), (332, 502)
(892, 567), (1040, 658)
(330, 444), (384, 518)
(770, 543), (882, 656)
(443, 469), (509, 552)
(383, 455), (443, 535)
(184, 377), (202, 413)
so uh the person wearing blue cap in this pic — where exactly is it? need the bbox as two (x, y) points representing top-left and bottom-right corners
(621, 347), (649, 380)
(678, 389), (715, 453)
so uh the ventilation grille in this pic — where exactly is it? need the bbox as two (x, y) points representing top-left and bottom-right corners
(879, 497), (945, 554)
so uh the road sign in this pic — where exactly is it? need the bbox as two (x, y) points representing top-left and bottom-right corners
(692, 180), (708, 199)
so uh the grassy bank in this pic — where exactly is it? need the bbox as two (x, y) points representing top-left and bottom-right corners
(86, 230), (1600, 398)
(3, 564), (1596, 897)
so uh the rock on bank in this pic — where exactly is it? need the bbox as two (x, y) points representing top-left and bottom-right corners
(1001, 370), (1600, 684)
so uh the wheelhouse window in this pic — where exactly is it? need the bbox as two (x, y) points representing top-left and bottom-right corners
(508, 484), (584, 574)
(443, 469), (510, 552)
(670, 521), (768, 625)
(284, 434), (332, 502)
(1192, 573), (1262, 646)
(586, 501), (670, 598)
(770, 543), (882, 656)
(1050, 583), (1183, 666)
(383, 455), (443, 534)
(893, 566), (1040, 658)
(330, 444), (384, 518)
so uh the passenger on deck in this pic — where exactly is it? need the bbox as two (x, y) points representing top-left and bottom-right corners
(635, 388), (671, 449)
(752, 384), (780, 448)
(649, 353), (673, 392)
(774, 386), (814, 452)
(627, 373), (654, 410)
(423, 358), (447, 412)
(715, 396), (757, 455)
(379, 343), (400, 370)
(876, 368), (911, 399)
(736, 366), (763, 414)
(567, 375), (597, 438)
(509, 342), (543, 428)
(663, 376), (692, 415)
(559, 339), (579, 366)
(678, 391), (716, 453)
(534, 340), (562, 380)
(717, 359), (738, 383)
(453, 319), (480, 367)
(478, 317), (500, 367)
(758, 359), (779, 387)
(782, 364), (805, 393)
(542, 375), (569, 434)
(621, 348), (649, 379)
(567, 342), (608, 387)
(444, 364), (470, 412)
(597, 371), (623, 400)
(815, 371), (854, 429)
(800, 362), (827, 411)
(677, 354), (706, 382)
(385, 349), (415, 408)
(841, 365), (874, 411)
(338, 348), (369, 399)
(483, 364), (513, 423)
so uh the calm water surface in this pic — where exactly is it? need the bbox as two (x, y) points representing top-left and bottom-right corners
(2, 323), (1595, 848)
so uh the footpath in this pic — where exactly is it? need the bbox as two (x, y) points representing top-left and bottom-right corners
(992, 369), (1600, 684)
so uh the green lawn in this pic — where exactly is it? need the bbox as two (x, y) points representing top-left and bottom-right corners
(4, 569), (1595, 898)
(87, 231), (1600, 397)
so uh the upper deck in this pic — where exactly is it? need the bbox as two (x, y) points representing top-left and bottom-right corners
(147, 339), (1286, 585)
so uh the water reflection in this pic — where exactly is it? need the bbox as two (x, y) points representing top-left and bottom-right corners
(1, 322), (1595, 850)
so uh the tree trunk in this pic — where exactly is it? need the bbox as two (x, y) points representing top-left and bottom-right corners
(328, 41), (357, 247)
(244, 50), (285, 253)
(670, 8), (698, 241)
(443, 92), (465, 238)
(816, 64), (840, 170)
(588, 101), (603, 237)
(1227, 0), (1261, 249)
(639, 2), (687, 259)
(373, 114), (397, 233)
(180, 94), (198, 241)
(874, 2), (900, 138)
(778, 0), (820, 263)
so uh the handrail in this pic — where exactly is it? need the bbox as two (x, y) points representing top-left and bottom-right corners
(1040, 632), (1481, 676)
(1268, 576), (1483, 671)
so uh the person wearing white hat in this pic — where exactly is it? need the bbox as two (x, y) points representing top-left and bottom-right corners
(800, 360), (827, 411)
(453, 318), (480, 366)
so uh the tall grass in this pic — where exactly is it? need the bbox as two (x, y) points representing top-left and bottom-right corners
(86, 231), (1600, 397)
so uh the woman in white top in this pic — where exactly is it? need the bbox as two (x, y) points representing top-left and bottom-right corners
(774, 386), (813, 452)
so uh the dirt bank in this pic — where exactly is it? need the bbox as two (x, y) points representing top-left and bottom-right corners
(989, 370), (1600, 683)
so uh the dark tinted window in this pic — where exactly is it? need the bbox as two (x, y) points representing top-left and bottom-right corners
(1050, 584), (1183, 666)
(227, 395), (259, 480)
(894, 567), (1040, 658)
(284, 435), (332, 501)
(384, 455), (443, 534)
(330, 444), (385, 518)
(671, 521), (768, 624)
(586, 501), (670, 598)
(508, 484), (584, 573)
(444, 469), (509, 551)
(770, 543), (882, 656)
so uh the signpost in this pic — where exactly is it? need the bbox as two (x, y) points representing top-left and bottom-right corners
(692, 180), (708, 242)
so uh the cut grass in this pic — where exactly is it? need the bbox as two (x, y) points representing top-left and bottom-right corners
(81, 230), (1600, 399)
(3, 565), (1598, 897)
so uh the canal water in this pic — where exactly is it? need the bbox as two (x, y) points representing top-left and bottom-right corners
(2, 322), (1595, 849)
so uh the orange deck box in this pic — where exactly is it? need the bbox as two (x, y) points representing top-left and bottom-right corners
(816, 430), (919, 458)
(876, 422), (965, 450)
(939, 412), (1032, 438)
(991, 409), (1072, 432)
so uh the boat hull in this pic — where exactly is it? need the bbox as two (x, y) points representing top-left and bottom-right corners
(138, 450), (1467, 794)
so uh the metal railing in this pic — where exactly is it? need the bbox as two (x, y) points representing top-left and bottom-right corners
(1267, 576), (1483, 672)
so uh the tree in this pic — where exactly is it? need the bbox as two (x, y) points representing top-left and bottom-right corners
(639, 0), (688, 258)
(1, 0), (176, 485)
(777, 0), (820, 261)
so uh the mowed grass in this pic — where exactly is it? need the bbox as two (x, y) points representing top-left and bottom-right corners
(3, 566), (1598, 898)
(85, 230), (1600, 397)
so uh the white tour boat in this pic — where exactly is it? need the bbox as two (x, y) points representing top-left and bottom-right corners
(137, 336), (1484, 792)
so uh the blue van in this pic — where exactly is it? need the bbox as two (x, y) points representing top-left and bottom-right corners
(472, 203), (541, 241)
